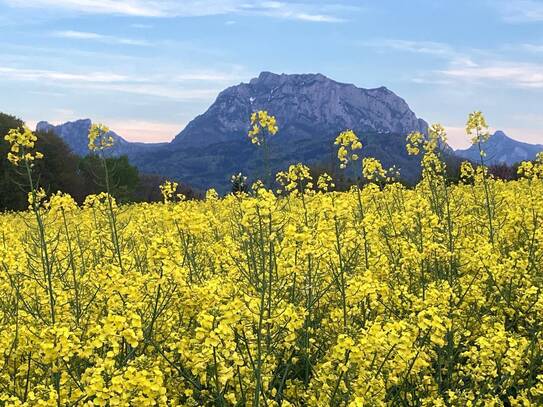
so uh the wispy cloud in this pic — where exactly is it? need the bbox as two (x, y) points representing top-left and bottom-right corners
(4, 0), (166, 16)
(362, 39), (456, 57)
(3, 0), (351, 22)
(53, 30), (150, 46)
(367, 39), (543, 90)
(0, 66), (129, 83)
(439, 63), (543, 89)
(130, 23), (153, 28)
(496, 0), (543, 22)
(521, 43), (543, 53)
(0, 65), (241, 100)
(361, 39), (479, 67)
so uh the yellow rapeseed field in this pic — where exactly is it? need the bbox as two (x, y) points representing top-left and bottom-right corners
(1, 113), (543, 406)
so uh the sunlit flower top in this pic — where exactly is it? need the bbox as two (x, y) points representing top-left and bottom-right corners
(88, 123), (114, 152)
(362, 157), (386, 181)
(317, 172), (335, 192)
(276, 163), (313, 194)
(334, 129), (362, 169)
(248, 111), (278, 146)
(159, 180), (178, 203)
(518, 152), (543, 179)
(406, 124), (447, 157)
(466, 111), (490, 145)
(4, 126), (43, 166)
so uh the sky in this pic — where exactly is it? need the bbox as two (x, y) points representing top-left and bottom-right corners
(0, 0), (542, 149)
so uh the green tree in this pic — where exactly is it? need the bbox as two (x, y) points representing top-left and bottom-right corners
(0, 113), (84, 211)
(78, 154), (140, 203)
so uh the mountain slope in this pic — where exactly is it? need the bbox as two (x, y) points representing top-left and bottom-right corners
(456, 131), (543, 165)
(36, 119), (165, 157)
(133, 72), (430, 191)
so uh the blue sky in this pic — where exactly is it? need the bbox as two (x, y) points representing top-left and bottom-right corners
(0, 0), (542, 148)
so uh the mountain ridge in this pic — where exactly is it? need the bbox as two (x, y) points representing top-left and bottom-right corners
(36, 119), (166, 157)
(455, 131), (543, 165)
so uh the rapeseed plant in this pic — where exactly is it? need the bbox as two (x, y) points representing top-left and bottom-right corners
(0, 112), (541, 406)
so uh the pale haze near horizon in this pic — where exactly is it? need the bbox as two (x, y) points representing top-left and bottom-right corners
(1, 0), (543, 149)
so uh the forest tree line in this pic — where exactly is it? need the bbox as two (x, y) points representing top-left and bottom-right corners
(0, 113), (198, 211)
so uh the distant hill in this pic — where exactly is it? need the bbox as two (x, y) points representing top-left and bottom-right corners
(455, 131), (543, 165)
(36, 119), (166, 157)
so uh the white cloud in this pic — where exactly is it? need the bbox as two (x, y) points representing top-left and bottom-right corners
(130, 23), (153, 28)
(171, 72), (243, 82)
(289, 13), (342, 22)
(361, 39), (480, 69)
(370, 39), (543, 90)
(496, 0), (543, 22)
(3, 0), (350, 21)
(0, 66), (128, 83)
(440, 63), (543, 89)
(0, 65), (233, 100)
(102, 83), (219, 100)
(522, 43), (543, 53)
(53, 30), (150, 46)
(363, 39), (457, 57)
(4, 0), (166, 16)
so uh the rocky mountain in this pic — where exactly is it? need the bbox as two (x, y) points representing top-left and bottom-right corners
(131, 72), (430, 191)
(36, 119), (165, 157)
(172, 72), (428, 148)
(456, 131), (543, 166)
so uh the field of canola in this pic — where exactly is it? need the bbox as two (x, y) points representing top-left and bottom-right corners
(1, 114), (543, 406)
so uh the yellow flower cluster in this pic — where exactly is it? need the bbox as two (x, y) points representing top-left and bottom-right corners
(276, 163), (313, 194)
(4, 126), (43, 166)
(88, 123), (114, 152)
(466, 111), (491, 145)
(335, 129), (362, 169)
(248, 110), (278, 146)
(159, 180), (179, 203)
(518, 152), (543, 179)
(317, 172), (335, 192)
(362, 157), (386, 181)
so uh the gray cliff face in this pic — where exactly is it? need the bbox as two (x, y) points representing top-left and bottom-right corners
(173, 72), (428, 148)
(456, 131), (543, 165)
(37, 119), (95, 156)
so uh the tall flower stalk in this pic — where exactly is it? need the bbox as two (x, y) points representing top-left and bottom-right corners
(248, 111), (278, 187)
(466, 111), (495, 244)
(88, 123), (124, 270)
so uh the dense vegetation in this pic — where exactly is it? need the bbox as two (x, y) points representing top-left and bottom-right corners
(0, 111), (542, 405)
(0, 113), (198, 211)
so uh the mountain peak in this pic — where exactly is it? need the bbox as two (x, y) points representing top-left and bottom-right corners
(456, 130), (543, 165)
(249, 71), (330, 87)
(35, 118), (134, 156)
(492, 130), (508, 140)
